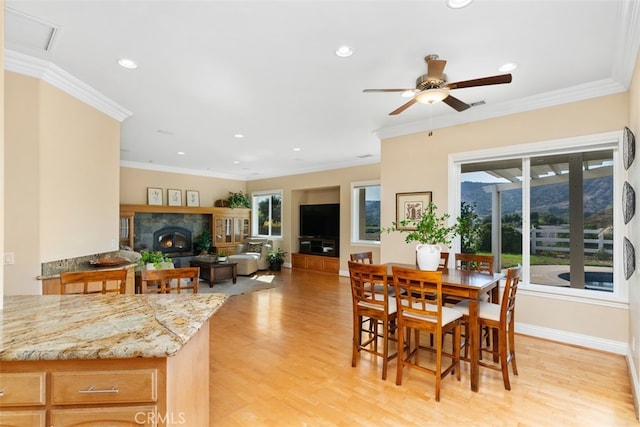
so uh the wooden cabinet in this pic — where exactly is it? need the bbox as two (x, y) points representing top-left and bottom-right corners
(42, 266), (136, 295)
(292, 253), (339, 274)
(0, 320), (210, 426)
(214, 214), (250, 255)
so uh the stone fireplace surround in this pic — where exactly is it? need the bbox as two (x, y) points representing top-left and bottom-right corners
(135, 213), (210, 265)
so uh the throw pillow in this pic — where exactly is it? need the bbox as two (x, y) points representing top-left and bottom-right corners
(247, 242), (263, 253)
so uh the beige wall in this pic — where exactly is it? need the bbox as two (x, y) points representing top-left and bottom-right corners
(627, 50), (640, 412)
(380, 93), (629, 345)
(4, 72), (121, 294)
(246, 163), (381, 268)
(120, 167), (245, 206)
(1, 2), (5, 306)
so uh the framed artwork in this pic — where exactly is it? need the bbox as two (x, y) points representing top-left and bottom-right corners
(147, 187), (163, 206)
(395, 191), (432, 230)
(167, 189), (182, 206)
(186, 190), (200, 207)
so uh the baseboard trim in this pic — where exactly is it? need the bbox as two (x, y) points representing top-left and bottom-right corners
(516, 322), (627, 355)
(626, 349), (640, 420)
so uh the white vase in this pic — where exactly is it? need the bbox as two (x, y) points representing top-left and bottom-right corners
(416, 244), (441, 271)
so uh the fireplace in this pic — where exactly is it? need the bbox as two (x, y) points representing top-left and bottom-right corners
(153, 226), (193, 256)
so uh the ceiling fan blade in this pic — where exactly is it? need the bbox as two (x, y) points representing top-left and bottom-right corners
(363, 88), (415, 93)
(389, 99), (417, 115)
(446, 73), (512, 90)
(442, 95), (471, 112)
(426, 59), (447, 81)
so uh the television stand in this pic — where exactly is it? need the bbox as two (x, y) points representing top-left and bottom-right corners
(298, 237), (337, 257)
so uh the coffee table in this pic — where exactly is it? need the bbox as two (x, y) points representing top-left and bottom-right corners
(190, 259), (237, 287)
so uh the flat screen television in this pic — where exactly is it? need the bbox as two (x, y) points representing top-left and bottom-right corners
(299, 203), (340, 238)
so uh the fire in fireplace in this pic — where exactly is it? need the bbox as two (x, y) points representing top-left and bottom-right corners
(153, 226), (193, 255)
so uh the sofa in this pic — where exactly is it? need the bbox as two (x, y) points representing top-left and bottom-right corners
(228, 238), (272, 275)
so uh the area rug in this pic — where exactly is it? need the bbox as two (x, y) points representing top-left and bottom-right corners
(197, 273), (278, 296)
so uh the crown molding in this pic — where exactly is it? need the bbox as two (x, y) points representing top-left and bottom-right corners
(4, 49), (132, 122)
(375, 78), (627, 141)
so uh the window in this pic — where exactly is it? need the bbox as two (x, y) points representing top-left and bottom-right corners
(451, 131), (622, 300)
(351, 181), (381, 243)
(252, 191), (282, 238)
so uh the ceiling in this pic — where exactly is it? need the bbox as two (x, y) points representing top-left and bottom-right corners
(4, 1), (640, 181)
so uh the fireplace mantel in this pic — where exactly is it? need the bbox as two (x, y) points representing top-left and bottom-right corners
(120, 204), (250, 216)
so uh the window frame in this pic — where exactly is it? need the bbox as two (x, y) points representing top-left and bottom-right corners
(449, 130), (626, 305)
(351, 180), (381, 245)
(251, 189), (283, 239)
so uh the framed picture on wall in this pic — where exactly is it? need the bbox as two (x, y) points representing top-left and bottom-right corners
(395, 191), (432, 230)
(167, 189), (182, 206)
(186, 190), (200, 207)
(147, 187), (163, 206)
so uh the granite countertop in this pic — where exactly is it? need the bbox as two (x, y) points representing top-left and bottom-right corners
(0, 294), (228, 361)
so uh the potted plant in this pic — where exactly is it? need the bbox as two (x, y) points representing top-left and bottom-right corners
(227, 191), (251, 208)
(382, 201), (458, 270)
(194, 229), (213, 254)
(138, 250), (173, 270)
(217, 251), (228, 262)
(267, 248), (287, 271)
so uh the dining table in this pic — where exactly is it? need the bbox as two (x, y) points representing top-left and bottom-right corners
(385, 263), (503, 392)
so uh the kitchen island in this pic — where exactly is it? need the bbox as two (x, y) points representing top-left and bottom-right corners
(0, 293), (227, 426)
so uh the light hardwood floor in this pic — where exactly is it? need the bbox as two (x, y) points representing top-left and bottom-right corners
(210, 268), (637, 426)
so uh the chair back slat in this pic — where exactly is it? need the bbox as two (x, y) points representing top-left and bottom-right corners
(59, 269), (128, 295)
(454, 253), (494, 273)
(392, 267), (443, 321)
(347, 261), (389, 311)
(140, 267), (200, 294)
(501, 266), (521, 321)
(350, 252), (374, 264)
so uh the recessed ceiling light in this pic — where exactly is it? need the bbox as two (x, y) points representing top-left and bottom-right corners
(293, 147), (301, 152)
(177, 151), (185, 155)
(233, 160), (240, 164)
(335, 45), (354, 58)
(447, 0), (473, 9)
(234, 134), (244, 139)
(499, 62), (518, 72)
(117, 58), (137, 69)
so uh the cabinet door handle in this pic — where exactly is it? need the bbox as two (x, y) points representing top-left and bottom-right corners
(78, 386), (119, 394)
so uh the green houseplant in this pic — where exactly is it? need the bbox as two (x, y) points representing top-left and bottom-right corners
(217, 251), (228, 262)
(228, 191), (251, 208)
(194, 229), (213, 254)
(138, 250), (172, 269)
(383, 201), (458, 270)
(267, 248), (287, 271)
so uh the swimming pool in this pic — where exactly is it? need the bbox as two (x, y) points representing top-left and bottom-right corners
(557, 272), (613, 292)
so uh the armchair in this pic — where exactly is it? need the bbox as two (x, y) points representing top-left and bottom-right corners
(228, 238), (272, 275)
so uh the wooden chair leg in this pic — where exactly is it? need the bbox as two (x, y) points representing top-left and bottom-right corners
(509, 321), (518, 376)
(396, 326), (405, 386)
(499, 328), (511, 391)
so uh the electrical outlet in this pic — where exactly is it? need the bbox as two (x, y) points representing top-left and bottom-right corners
(4, 252), (15, 265)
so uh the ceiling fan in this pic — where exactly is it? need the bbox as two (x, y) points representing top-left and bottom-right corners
(363, 54), (512, 115)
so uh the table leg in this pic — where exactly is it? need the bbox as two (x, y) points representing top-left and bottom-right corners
(468, 298), (480, 392)
(232, 264), (237, 284)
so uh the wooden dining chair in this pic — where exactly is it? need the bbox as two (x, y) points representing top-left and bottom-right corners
(452, 266), (521, 390)
(140, 267), (200, 294)
(454, 253), (494, 273)
(59, 269), (128, 295)
(391, 266), (462, 402)
(445, 253), (496, 305)
(439, 251), (450, 270)
(350, 251), (374, 264)
(348, 261), (398, 380)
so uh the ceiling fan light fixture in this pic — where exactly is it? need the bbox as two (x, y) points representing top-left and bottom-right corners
(415, 88), (450, 104)
(401, 90), (417, 98)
